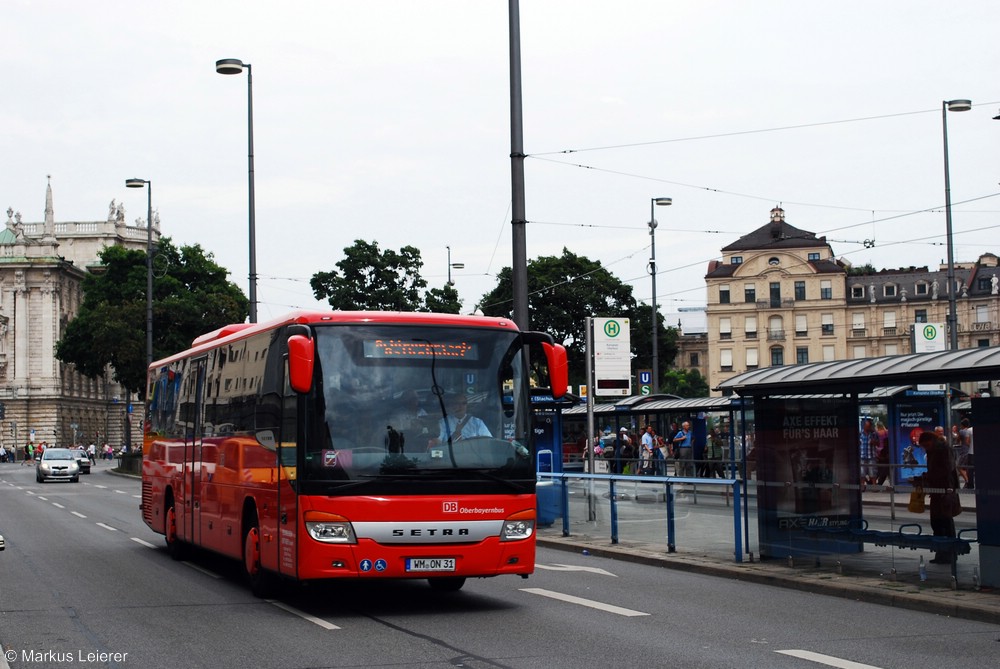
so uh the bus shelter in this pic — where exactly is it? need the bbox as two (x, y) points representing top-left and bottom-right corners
(717, 346), (1000, 586)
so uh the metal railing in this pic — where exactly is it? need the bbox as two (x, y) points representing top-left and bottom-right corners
(537, 465), (744, 561)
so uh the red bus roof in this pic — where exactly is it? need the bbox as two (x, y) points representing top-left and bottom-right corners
(154, 310), (519, 369)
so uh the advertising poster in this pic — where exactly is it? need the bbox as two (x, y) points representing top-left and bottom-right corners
(755, 397), (860, 559)
(892, 401), (940, 484)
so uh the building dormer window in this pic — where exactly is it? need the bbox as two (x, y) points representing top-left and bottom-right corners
(883, 284), (897, 298)
(915, 282), (928, 296)
(807, 252), (821, 261)
(851, 285), (865, 299)
(731, 256), (743, 265)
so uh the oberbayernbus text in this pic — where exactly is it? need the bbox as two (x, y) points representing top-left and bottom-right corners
(141, 310), (568, 595)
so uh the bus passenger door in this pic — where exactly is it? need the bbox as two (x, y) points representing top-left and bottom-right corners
(275, 361), (299, 579)
(185, 357), (207, 547)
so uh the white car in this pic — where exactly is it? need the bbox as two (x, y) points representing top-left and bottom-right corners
(36, 448), (81, 483)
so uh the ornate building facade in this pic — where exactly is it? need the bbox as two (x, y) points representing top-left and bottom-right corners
(0, 179), (159, 450)
(700, 207), (1000, 395)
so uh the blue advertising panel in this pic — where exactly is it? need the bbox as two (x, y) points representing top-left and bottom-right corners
(756, 397), (860, 559)
(892, 401), (940, 484)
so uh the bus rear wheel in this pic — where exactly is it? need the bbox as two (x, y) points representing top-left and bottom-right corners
(164, 499), (186, 561)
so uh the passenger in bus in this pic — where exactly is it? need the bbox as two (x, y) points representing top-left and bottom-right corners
(432, 394), (491, 446)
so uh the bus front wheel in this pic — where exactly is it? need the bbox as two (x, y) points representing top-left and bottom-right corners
(243, 511), (274, 598)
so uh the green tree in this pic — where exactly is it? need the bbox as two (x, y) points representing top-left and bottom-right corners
(56, 239), (249, 395)
(479, 248), (672, 388)
(423, 283), (462, 314)
(310, 240), (427, 311)
(659, 368), (710, 398)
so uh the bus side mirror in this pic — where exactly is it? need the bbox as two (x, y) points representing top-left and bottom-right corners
(542, 342), (568, 398)
(287, 334), (314, 394)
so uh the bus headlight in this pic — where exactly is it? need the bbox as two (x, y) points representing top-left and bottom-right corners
(501, 510), (535, 542)
(304, 511), (357, 544)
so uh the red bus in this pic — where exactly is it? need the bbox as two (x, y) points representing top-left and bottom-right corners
(141, 310), (567, 595)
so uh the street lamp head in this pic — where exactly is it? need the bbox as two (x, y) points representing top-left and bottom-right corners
(216, 58), (247, 75)
(125, 178), (148, 188)
(653, 197), (673, 207)
(945, 99), (972, 112)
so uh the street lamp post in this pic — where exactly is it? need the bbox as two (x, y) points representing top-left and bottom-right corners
(446, 246), (464, 286)
(125, 178), (153, 370)
(942, 99), (971, 350)
(216, 58), (257, 323)
(648, 197), (672, 394)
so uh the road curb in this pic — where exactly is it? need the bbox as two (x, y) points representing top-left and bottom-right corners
(537, 536), (1000, 625)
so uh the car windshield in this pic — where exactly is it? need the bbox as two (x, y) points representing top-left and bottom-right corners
(44, 450), (74, 461)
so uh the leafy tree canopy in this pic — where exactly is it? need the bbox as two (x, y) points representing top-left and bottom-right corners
(311, 240), (429, 311)
(660, 368), (709, 398)
(56, 239), (249, 395)
(422, 283), (462, 314)
(311, 240), (464, 313)
(478, 248), (676, 387)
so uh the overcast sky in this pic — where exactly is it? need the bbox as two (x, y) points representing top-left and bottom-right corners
(4, 1), (998, 329)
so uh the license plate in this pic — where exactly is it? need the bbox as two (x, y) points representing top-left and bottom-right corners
(405, 557), (456, 572)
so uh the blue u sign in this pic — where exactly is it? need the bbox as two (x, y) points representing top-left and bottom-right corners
(639, 371), (652, 384)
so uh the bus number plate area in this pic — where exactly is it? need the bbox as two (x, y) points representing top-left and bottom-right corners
(405, 557), (456, 572)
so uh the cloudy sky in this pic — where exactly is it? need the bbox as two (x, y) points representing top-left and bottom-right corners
(4, 1), (998, 329)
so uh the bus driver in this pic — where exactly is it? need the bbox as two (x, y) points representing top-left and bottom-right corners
(432, 394), (491, 446)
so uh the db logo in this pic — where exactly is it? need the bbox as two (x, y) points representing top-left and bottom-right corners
(443, 501), (459, 513)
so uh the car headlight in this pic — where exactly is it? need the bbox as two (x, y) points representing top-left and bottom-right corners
(304, 511), (357, 544)
(68, 462), (80, 472)
(501, 510), (535, 542)
(40, 463), (52, 473)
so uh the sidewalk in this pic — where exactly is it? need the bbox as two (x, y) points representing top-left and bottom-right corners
(536, 482), (998, 624)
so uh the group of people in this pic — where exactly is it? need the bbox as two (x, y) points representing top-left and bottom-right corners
(585, 421), (729, 478)
(2, 441), (121, 465)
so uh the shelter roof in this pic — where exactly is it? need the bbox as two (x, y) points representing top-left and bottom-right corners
(717, 347), (1000, 396)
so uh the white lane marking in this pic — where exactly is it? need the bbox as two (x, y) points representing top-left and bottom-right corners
(520, 587), (649, 617)
(94, 485), (107, 489)
(52, 502), (65, 509)
(131, 537), (156, 548)
(37, 495), (48, 501)
(268, 600), (340, 630)
(132, 494), (142, 499)
(25, 490), (35, 495)
(776, 650), (882, 669)
(114, 490), (127, 494)
(182, 561), (222, 579)
(71, 511), (87, 519)
(535, 563), (617, 577)
(96, 523), (118, 532)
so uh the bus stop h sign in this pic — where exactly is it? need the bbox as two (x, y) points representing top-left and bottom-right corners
(593, 317), (631, 397)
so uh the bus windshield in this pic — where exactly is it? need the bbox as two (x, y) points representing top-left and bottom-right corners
(301, 324), (533, 487)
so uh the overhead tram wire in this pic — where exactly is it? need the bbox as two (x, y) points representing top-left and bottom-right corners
(529, 103), (1000, 157)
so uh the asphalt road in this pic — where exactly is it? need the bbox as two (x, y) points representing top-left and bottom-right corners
(1, 464), (996, 669)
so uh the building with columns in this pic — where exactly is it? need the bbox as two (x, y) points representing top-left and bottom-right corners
(698, 207), (1000, 395)
(0, 179), (159, 451)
